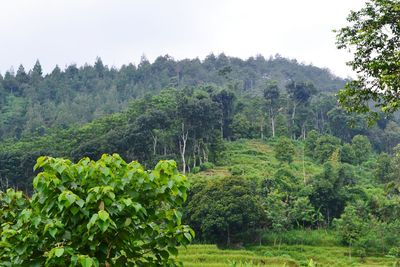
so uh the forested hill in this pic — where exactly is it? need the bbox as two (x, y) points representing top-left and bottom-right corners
(0, 54), (345, 140)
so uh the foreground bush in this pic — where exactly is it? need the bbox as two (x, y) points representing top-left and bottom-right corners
(0, 154), (194, 266)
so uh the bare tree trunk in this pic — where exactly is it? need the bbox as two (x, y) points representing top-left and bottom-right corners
(193, 141), (197, 169)
(151, 133), (158, 155)
(270, 107), (276, 138)
(260, 122), (264, 139)
(227, 224), (231, 247)
(292, 102), (297, 139)
(220, 118), (224, 139)
(179, 123), (188, 174)
(203, 146), (209, 162)
(302, 123), (306, 140)
(198, 142), (203, 165)
(303, 145), (306, 185)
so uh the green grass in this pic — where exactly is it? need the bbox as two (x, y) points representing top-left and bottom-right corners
(177, 244), (298, 267)
(189, 139), (323, 183)
(261, 229), (341, 247)
(178, 244), (395, 267)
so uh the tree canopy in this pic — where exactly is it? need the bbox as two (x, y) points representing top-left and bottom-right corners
(336, 0), (400, 119)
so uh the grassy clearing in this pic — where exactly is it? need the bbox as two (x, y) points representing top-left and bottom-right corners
(190, 139), (324, 183)
(261, 229), (341, 247)
(178, 244), (298, 267)
(178, 244), (395, 267)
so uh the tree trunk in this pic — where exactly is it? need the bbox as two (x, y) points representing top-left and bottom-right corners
(151, 133), (158, 155)
(303, 146), (306, 185)
(179, 123), (188, 174)
(271, 109), (275, 138)
(291, 102), (297, 139)
(203, 146), (209, 162)
(227, 224), (231, 247)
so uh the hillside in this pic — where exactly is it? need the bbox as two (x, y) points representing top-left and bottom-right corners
(181, 139), (400, 266)
(1, 55), (400, 266)
(0, 54), (345, 140)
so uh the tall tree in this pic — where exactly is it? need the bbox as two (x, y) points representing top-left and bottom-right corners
(264, 80), (280, 138)
(336, 0), (400, 120)
(286, 81), (316, 139)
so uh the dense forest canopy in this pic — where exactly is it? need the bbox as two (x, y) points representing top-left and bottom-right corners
(1, 53), (400, 193)
(0, 54), (345, 140)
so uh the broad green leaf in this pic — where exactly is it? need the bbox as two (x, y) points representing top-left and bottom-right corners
(98, 210), (109, 222)
(79, 256), (94, 267)
(54, 247), (64, 257)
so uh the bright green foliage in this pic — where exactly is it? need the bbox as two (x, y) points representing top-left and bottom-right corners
(334, 203), (366, 246)
(0, 154), (194, 266)
(336, 0), (400, 119)
(351, 135), (372, 164)
(274, 137), (295, 164)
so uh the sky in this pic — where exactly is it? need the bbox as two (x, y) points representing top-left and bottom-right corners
(0, 0), (366, 78)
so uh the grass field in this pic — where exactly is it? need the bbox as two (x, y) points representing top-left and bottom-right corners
(189, 139), (324, 183)
(178, 244), (395, 267)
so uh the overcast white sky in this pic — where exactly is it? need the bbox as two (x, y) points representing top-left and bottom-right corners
(0, 0), (366, 78)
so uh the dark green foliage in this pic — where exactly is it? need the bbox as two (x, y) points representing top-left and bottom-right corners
(305, 130), (319, 157)
(185, 177), (265, 247)
(351, 135), (372, 164)
(314, 135), (341, 163)
(374, 153), (393, 184)
(340, 144), (356, 164)
(309, 162), (347, 224)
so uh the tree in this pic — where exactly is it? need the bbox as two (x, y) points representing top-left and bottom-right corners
(264, 80), (280, 138)
(336, 0), (400, 119)
(305, 130), (319, 157)
(30, 60), (43, 84)
(374, 153), (392, 183)
(340, 143), (356, 165)
(314, 135), (341, 163)
(335, 202), (367, 258)
(274, 137), (295, 164)
(186, 177), (265, 247)
(0, 154), (194, 266)
(351, 135), (372, 164)
(286, 81), (316, 138)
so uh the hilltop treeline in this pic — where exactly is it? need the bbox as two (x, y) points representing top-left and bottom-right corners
(0, 54), (345, 140)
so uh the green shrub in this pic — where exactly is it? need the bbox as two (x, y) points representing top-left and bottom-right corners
(0, 154), (194, 266)
(200, 162), (215, 171)
(192, 166), (201, 174)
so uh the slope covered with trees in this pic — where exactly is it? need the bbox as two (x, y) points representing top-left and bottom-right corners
(0, 54), (344, 140)
(1, 52), (400, 264)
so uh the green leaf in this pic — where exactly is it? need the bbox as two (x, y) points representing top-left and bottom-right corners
(76, 198), (85, 208)
(54, 247), (64, 257)
(87, 214), (98, 230)
(97, 220), (110, 233)
(168, 246), (178, 256)
(49, 228), (57, 238)
(79, 256), (94, 267)
(184, 232), (192, 242)
(98, 210), (109, 221)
